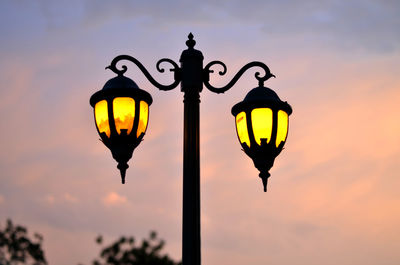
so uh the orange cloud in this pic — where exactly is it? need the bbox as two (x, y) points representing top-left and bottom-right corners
(64, 193), (78, 203)
(44, 194), (56, 205)
(102, 191), (127, 206)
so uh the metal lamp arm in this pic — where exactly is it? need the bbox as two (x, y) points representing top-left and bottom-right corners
(203, 61), (276, 94)
(106, 55), (181, 91)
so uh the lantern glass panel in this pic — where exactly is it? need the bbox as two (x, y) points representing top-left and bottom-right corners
(137, 101), (149, 137)
(95, 100), (111, 138)
(251, 108), (273, 145)
(276, 110), (289, 147)
(113, 97), (135, 135)
(235, 111), (251, 148)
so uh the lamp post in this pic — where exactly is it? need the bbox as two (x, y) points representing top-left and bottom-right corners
(90, 33), (292, 265)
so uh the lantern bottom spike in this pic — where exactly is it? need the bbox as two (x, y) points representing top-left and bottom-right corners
(117, 162), (129, 184)
(259, 171), (270, 192)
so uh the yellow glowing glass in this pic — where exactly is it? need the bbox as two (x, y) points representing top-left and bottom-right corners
(94, 100), (110, 138)
(137, 101), (149, 137)
(276, 110), (289, 147)
(113, 97), (135, 135)
(251, 108), (273, 145)
(235, 111), (251, 148)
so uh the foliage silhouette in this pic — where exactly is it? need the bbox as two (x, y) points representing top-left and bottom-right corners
(1, 219), (179, 265)
(92, 231), (181, 265)
(0, 219), (47, 265)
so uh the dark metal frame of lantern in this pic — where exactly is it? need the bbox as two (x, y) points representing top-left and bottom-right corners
(232, 85), (292, 192)
(90, 74), (153, 184)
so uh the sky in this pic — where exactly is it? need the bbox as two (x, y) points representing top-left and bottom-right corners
(0, 0), (399, 264)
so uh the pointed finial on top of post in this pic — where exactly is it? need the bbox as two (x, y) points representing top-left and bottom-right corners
(186, 33), (196, 49)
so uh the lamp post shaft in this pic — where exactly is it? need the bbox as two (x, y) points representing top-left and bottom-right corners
(180, 36), (204, 265)
(182, 90), (201, 265)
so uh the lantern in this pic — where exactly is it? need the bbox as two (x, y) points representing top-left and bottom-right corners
(231, 85), (292, 192)
(90, 75), (153, 183)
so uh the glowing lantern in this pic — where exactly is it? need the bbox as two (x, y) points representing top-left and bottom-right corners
(90, 75), (152, 183)
(231, 86), (292, 192)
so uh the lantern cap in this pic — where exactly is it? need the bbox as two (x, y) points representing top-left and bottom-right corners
(102, 75), (140, 91)
(90, 75), (153, 107)
(231, 86), (292, 116)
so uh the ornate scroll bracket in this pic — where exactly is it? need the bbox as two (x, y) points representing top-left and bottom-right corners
(106, 55), (181, 91)
(203, 61), (276, 94)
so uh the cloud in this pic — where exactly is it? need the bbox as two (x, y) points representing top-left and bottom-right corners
(81, 0), (400, 53)
(28, 0), (400, 53)
(102, 191), (127, 206)
(44, 194), (55, 205)
(80, 0), (219, 28)
(41, 193), (79, 205)
(64, 193), (78, 203)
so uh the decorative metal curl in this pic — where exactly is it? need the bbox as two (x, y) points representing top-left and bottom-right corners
(106, 55), (181, 91)
(203, 61), (276, 94)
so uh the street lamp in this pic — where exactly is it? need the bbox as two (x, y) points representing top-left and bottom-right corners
(90, 33), (292, 265)
(231, 85), (292, 191)
(89, 75), (153, 184)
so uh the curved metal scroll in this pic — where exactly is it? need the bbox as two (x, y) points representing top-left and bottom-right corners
(106, 55), (181, 91)
(203, 61), (276, 94)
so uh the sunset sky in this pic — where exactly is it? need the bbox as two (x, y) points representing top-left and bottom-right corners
(1, 1), (399, 265)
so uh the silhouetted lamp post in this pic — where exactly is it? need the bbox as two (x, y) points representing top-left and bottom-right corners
(90, 34), (292, 265)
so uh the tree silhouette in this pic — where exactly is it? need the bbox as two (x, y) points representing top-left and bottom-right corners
(0, 219), (47, 265)
(92, 231), (181, 265)
(1, 219), (180, 265)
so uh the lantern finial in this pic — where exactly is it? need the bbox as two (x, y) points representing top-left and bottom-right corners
(117, 162), (129, 184)
(259, 171), (270, 192)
